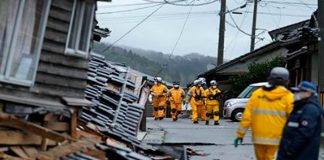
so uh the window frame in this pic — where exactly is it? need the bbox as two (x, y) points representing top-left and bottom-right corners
(0, 0), (51, 86)
(65, 0), (95, 58)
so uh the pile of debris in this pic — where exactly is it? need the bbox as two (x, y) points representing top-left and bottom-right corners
(0, 53), (172, 159)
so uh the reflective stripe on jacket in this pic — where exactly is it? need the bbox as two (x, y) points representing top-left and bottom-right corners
(237, 86), (294, 145)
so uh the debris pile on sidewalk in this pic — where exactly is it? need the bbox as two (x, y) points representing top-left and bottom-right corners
(0, 54), (172, 159)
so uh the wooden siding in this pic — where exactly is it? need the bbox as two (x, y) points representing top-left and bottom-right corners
(0, 0), (92, 108)
(35, 0), (89, 99)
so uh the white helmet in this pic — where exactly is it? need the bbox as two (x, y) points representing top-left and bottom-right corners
(198, 77), (206, 83)
(193, 80), (200, 86)
(155, 77), (162, 83)
(210, 80), (217, 86)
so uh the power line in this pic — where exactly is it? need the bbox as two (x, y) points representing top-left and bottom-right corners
(99, 2), (153, 8)
(143, 0), (219, 6)
(154, 2), (194, 76)
(98, 11), (310, 21)
(261, 1), (316, 6)
(97, 4), (162, 14)
(100, 4), (165, 54)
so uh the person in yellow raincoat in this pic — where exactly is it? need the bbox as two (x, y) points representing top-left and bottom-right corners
(204, 80), (222, 125)
(234, 67), (294, 160)
(150, 77), (168, 120)
(168, 81), (185, 121)
(187, 80), (205, 124)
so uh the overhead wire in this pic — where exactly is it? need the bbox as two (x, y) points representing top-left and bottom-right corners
(97, 4), (163, 14)
(143, 0), (219, 6)
(154, 1), (194, 76)
(224, 4), (250, 53)
(100, 4), (165, 54)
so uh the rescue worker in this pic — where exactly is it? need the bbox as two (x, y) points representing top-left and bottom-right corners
(234, 67), (294, 160)
(204, 80), (222, 125)
(150, 77), (168, 120)
(277, 81), (323, 160)
(187, 80), (205, 124)
(168, 81), (185, 121)
(198, 77), (208, 121)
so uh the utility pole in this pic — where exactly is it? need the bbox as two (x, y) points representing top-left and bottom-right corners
(217, 0), (226, 66)
(250, 0), (258, 52)
(318, 0), (324, 105)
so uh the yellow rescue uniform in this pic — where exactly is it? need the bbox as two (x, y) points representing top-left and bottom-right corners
(150, 84), (168, 119)
(168, 87), (185, 120)
(237, 86), (294, 160)
(188, 86), (205, 122)
(205, 87), (222, 122)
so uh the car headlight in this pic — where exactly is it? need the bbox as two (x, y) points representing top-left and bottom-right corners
(225, 101), (237, 108)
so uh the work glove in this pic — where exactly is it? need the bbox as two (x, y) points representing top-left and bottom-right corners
(148, 95), (153, 104)
(234, 137), (243, 147)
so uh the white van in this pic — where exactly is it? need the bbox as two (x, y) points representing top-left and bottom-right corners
(223, 82), (268, 121)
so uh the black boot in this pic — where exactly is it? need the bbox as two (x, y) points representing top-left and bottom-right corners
(214, 121), (220, 125)
(193, 121), (198, 124)
(205, 120), (209, 125)
(154, 117), (158, 120)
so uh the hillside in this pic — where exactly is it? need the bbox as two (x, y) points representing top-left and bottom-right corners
(93, 42), (217, 85)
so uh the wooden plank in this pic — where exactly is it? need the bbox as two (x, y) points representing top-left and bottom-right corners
(35, 138), (100, 159)
(42, 40), (65, 54)
(41, 138), (48, 151)
(44, 122), (69, 132)
(70, 109), (78, 139)
(47, 17), (69, 33)
(10, 147), (29, 159)
(49, 7), (71, 22)
(35, 73), (86, 90)
(37, 61), (88, 80)
(32, 83), (85, 98)
(21, 147), (38, 157)
(44, 28), (67, 44)
(40, 51), (89, 69)
(0, 91), (65, 109)
(52, 0), (74, 12)
(0, 118), (76, 142)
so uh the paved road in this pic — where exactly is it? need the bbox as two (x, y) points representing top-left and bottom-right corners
(144, 118), (255, 160)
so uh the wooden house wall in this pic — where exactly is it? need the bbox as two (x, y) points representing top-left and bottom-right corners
(34, 0), (89, 99)
(0, 0), (93, 107)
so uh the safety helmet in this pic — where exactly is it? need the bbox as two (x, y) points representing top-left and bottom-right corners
(193, 80), (200, 86)
(198, 77), (206, 83)
(173, 81), (180, 88)
(210, 80), (217, 86)
(268, 67), (289, 85)
(155, 77), (162, 83)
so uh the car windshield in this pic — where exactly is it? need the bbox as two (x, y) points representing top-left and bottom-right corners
(237, 86), (260, 98)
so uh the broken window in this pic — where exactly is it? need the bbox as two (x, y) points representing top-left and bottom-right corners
(0, 0), (50, 86)
(65, 0), (95, 57)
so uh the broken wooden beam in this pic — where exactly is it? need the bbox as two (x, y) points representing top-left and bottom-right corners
(0, 118), (76, 142)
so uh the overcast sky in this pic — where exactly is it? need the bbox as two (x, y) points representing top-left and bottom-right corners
(96, 0), (317, 60)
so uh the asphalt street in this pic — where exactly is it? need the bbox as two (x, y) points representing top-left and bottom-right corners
(144, 118), (255, 160)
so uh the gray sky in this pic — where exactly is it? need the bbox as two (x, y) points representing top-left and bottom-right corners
(97, 0), (317, 60)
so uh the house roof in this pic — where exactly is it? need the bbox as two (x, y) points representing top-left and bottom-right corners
(199, 41), (281, 77)
(268, 20), (309, 40)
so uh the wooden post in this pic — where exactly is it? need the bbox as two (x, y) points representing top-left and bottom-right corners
(70, 108), (79, 139)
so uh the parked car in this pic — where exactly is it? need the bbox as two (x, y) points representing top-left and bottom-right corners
(223, 82), (268, 122)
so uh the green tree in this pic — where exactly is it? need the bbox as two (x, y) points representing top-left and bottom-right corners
(227, 57), (286, 98)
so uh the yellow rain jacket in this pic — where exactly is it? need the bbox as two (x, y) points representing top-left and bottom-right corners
(237, 86), (294, 145)
(150, 84), (168, 107)
(168, 88), (185, 104)
(205, 87), (222, 105)
(188, 86), (204, 105)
